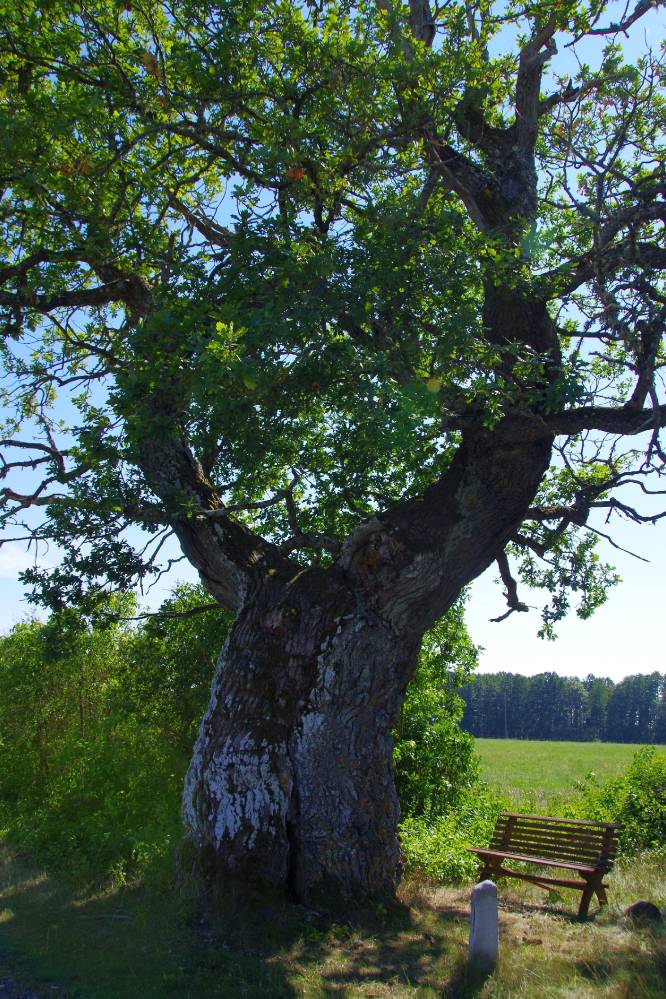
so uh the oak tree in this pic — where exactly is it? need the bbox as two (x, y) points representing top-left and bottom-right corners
(1, 0), (664, 899)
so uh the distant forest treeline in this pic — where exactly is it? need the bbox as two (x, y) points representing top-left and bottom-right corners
(460, 672), (666, 744)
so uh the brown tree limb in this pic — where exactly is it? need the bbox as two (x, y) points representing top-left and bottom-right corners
(546, 403), (666, 437)
(568, 0), (661, 43)
(0, 273), (152, 318)
(490, 550), (530, 621)
(515, 14), (558, 155)
(117, 602), (223, 622)
(540, 241), (666, 299)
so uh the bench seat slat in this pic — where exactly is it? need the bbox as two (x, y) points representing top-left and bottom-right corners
(488, 843), (610, 865)
(489, 839), (610, 860)
(470, 848), (599, 874)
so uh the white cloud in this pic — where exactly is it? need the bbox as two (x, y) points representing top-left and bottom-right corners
(0, 543), (48, 579)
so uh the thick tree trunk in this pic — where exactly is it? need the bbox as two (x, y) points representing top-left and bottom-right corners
(138, 326), (555, 902)
(181, 422), (554, 901)
(183, 567), (421, 899)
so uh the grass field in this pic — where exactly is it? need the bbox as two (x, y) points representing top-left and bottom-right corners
(1, 739), (665, 998)
(0, 839), (664, 998)
(474, 738), (664, 813)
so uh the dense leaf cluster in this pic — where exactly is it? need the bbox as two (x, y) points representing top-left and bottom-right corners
(0, 0), (663, 624)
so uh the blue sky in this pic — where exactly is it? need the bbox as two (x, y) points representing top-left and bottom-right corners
(466, 516), (665, 681)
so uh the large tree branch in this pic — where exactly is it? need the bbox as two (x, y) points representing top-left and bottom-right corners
(167, 194), (233, 249)
(135, 434), (291, 611)
(490, 550), (529, 622)
(407, 0), (436, 46)
(0, 249), (85, 285)
(339, 425), (552, 634)
(546, 403), (666, 437)
(515, 15), (558, 156)
(377, 0), (495, 230)
(539, 77), (607, 116)
(539, 240), (666, 299)
(0, 272), (152, 318)
(422, 133), (494, 230)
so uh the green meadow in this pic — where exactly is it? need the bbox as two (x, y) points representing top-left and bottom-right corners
(474, 738), (663, 813)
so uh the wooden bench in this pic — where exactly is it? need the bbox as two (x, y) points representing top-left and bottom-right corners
(469, 812), (621, 919)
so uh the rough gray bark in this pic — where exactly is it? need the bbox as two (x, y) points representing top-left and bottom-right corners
(183, 569), (420, 898)
(180, 412), (553, 900)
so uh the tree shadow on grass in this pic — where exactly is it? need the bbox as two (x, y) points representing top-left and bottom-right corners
(498, 896), (581, 920)
(441, 963), (494, 999)
(0, 846), (481, 999)
(311, 887), (473, 995)
(0, 852), (302, 999)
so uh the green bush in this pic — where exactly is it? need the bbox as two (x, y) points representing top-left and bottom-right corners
(394, 602), (480, 820)
(569, 746), (666, 854)
(400, 788), (502, 883)
(8, 719), (185, 882)
(0, 586), (230, 883)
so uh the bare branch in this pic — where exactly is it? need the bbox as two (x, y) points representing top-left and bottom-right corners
(580, 521), (650, 560)
(539, 236), (666, 301)
(568, 0), (661, 43)
(116, 602), (223, 622)
(539, 77), (607, 116)
(168, 194), (233, 249)
(490, 550), (530, 622)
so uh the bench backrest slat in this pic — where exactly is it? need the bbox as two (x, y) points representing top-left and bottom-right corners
(490, 827), (612, 851)
(489, 813), (620, 873)
(498, 812), (621, 829)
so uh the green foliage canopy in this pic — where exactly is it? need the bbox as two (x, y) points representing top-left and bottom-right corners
(0, 0), (664, 630)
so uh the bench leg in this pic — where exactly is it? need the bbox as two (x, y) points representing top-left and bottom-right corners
(578, 883), (595, 920)
(480, 863), (506, 885)
(595, 884), (608, 909)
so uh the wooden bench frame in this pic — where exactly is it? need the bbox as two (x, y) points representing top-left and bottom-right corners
(469, 812), (621, 920)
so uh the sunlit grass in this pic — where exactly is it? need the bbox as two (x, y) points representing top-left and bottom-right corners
(474, 739), (665, 812)
(0, 837), (664, 998)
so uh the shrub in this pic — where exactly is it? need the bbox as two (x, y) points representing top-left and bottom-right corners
(400, 788), (502, 883)
(568, 746), (666, 854)
(0, 586), (230, 883)
(394, 602), (480, 820)
(8, 718), (185, 882)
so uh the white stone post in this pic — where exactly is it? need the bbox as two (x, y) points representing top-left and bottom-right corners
(469, 880), (499, 974)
